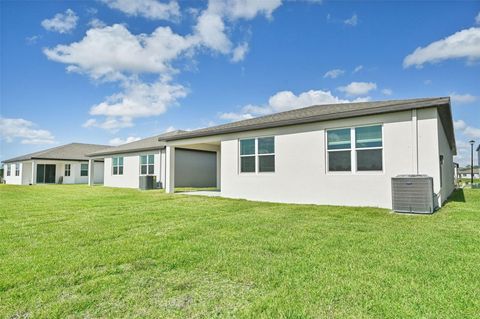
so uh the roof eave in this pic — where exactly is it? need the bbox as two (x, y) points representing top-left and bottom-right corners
(164, 99), (451, 142)
(86, 145), (166, 157)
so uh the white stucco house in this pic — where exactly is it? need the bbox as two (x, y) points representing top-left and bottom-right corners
(2, 143), (108, 185)
(155, 97), (456, 209)
(86, 131), (218, 189)
(458, 168), (480, 179)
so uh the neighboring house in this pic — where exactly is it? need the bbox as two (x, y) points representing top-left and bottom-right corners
(477, 144), (480, 167)
(157, 97), (456, 209)
(458, 168), (480, 179)
(87, 131), (218, 189)
(2, 143), (108, 185)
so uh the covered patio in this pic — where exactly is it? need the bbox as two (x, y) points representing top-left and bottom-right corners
(163, 137), (221, 194)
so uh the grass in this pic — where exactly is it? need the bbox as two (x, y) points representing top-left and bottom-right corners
(0, 185), (479, 318)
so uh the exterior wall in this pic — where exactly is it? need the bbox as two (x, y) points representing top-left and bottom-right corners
(102, 148), (217, 189)
(3, 160), (103, 185)
(103, 150), (163, 189)
(93, 162), (105, 184)
(437, 112), (455, 203)
(21, 162), (32, 185)
(175, 149), (217, 187)
(211, 107), (453, 209)
(3, 163), (23, 185)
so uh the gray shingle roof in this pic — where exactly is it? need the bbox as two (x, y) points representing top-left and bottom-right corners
(2, 143), (111, 163)
(162, 97), (456, 154)
(87, 130), (185, 157)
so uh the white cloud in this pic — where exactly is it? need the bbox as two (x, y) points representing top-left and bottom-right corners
(219, 89), (370, 121)
(25, 35), (40, 45)
(0, 117), (55, 145)
(195, 11), (232, 53)
(353, 65), (363, 73)
(90, 78), (187, 118)
(44, 24), (196, 81)
(338, 82), (377, 96)
(88, 18), (106, 29)
(231, 42), (249, 62)
(323, 69), (345, 79)
(83, 78), (187, 131)
(44, 0), (283, 131)
(83, 117), (133, 132)
(450, 93), (477, 104)
(41, 9), (78, 34)
(108, 136), (141, 146)
(424, 79), (432, 85)
(194, 0), (281, 55)
(454, 119), (467, 130)
(164, 126), (177, 133)
(403, 27), (480, 68)
(210, 0), (282, 20)
(219, 112), (254, 121)
(344, 13), (358, 26)
(101, 0), (180, 20)
(382, 88), (393, 96)
(475, 12), (480, 25)
(455, 120), (480, 138)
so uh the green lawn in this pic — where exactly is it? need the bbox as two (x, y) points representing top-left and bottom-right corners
(1, 185), (479, 318)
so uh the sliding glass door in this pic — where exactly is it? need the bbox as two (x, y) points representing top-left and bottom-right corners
(36, 164), (56, 183)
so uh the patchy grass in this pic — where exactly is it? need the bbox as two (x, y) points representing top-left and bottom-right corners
(0, 185), (479, 318)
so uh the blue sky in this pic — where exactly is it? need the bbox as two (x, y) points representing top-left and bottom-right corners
(1, 0), (479, 165)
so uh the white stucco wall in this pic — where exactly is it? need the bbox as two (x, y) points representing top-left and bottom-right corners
(437, 112), (455, 203)
(3, 160), (103, 185)
(103, 150), (163, 189)
(3, 163), (23, 185)
(209, 107), (454, 209)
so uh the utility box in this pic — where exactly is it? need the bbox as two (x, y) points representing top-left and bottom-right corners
(139, 175), (156, 190)
(392, 175), (436, 214)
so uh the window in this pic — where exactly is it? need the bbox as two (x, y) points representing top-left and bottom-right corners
(15, 164), (20, 176)
(258, 137), (275, 172)
(80, 163), (88, 176)
(112, 157), (124, 175)
(327, 125), (383, 172)
(7, 164), (11, 176)
(355, 125), (382, 171)
(140, 155), (154, 175)
(327, 128), (351, 171)
(65, 164), (71, 177)
(240, 139), (256, 173)
(240, 137), (275, 173)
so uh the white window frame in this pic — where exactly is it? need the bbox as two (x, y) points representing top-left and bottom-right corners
(139, 154), (155, 175)
(239, 136), (275, 174)
(6, 164), (11, 176)
(80, 163), (89, 177)
(15, 163), (20, 176)
(326, 124), (384, 175)
(112, 157), (124, 175)
(65, 164), (71, 177)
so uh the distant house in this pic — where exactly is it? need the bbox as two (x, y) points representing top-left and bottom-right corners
(86, 131), (217, 189)
(2, 143), (108, 185)
(154, 97), (456, 209)
(458, 168), (480, 179)
(477, 144), (480, 167)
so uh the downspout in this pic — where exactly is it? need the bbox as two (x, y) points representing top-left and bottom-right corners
(412, 109), (419, 174)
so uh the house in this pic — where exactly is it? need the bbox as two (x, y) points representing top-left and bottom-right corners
(458, 168), (480, 179)
(155, 97), (456, 209)
(86, 131), (218, 189)
(2, 143), (109, 185)
(477, 144), (480, 167)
